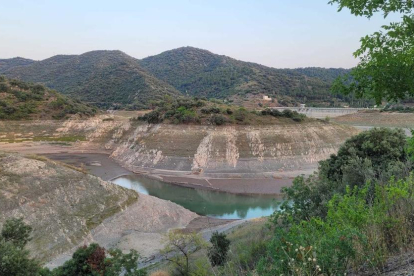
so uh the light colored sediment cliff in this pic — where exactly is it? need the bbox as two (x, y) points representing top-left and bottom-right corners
(109, 122), (359, 177)
(0, 152), (197, 263)
(0, 115), (359, 177)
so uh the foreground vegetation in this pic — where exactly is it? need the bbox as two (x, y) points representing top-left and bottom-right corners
(0, 76), (97, 119)
(137, 96), (306, 125)
(257, 128), (414, 275)
(0, 218), (147, 276)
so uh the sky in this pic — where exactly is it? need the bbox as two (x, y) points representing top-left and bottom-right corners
(0, 0), (402, 68)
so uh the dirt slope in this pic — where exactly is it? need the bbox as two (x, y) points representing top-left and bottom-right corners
(0, 152), (197, 264)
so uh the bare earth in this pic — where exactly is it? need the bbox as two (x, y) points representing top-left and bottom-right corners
(46, 193), (198, 268)
(333, 111), (414, 128)
(1, 141), (309, 195)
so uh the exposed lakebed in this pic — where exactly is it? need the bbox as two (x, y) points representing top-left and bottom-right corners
(45, 153), (282, 219)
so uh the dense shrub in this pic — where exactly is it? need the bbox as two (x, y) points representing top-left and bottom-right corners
(208, 232), (231, 267)
(0, 219), (147, 276)
(0, 218), (42, 276)
(211, 114), (226, 125)
(0, 78), (97, 120)
(234, 108), (247, 122)
(260, 178), (414, 275)
(0, 83), (9, 92)
(139, 110), (163, 124)
(278, 128), (412, 222)
(258, 128), (414, 275)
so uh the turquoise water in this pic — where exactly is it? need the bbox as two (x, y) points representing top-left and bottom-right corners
(113, 175), (282, 219)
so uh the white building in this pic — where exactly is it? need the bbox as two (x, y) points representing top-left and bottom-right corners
(263, 95), (271, 101)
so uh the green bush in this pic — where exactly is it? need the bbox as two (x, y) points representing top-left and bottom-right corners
(0, 218), (42, 276)
(278, 128), (412, 223)
(260, 177), (414, 275)
(234, 108), (247, 122)
(208, 232), (231, 267)
(211, 114), (226, 125)
(0, 83), (9, 92)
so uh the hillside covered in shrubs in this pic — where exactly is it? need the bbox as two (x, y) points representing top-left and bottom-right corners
(137, 97), (306, 126)
(0, 76), (97, 120)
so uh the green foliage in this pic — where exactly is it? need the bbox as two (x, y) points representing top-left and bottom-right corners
(329, 0), (413, 18)
(260, 176), (414, 275)
(1, 218), (32, 248)
(259, 127), (414, 275)
(0, 218), (42, 276)
(140, 47), (367, 107)
(0, 77), (97, 120)
(138, 97), (308, 125)
(210, 114), (226, 125)
(0, 58), (34, 73)
(329, 0), (414, 104)
(277, 128), (412, 223)
(3, 51), (181, 110)
(161, 231), (207, 276)
(321, 128), (409, 184)
(261, 108), (306, 121)
(407, 130), (414, 162)
(0, 218), (146, 276)
(47, 244), (146, 276)
(208, 232), (231, 267)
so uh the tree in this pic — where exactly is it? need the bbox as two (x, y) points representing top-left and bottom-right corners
(329, 0), (414, 103)
(276, 128), (412, 223)
(0, 218), (42, 276)
(207, 232), (230, 267)
(49, 244), (147, 276)
(1, 217), (32, 248)
(161, 231), (207, 276)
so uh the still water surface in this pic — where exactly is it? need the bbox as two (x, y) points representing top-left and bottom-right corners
(113, 175), (282, 219)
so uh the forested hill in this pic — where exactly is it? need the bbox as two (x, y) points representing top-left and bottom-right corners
(140, 47), (351, 106)
(1, 48), (353, 109)
(0, 76), (97, 120)
(286, 67), (350, 83)
(0, 57), (35, 72)
(1, 50), (181, 109)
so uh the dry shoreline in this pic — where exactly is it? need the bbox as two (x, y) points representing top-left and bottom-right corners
(0, 141), (302, 195)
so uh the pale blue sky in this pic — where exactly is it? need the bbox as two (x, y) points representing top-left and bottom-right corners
(0, 0), (401, 68)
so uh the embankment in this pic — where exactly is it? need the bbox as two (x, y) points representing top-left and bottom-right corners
(0, 114), (359, 194)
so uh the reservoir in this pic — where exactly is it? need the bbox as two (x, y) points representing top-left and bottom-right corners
(113, 174), (281, 219)
(45, 153), (282, 219)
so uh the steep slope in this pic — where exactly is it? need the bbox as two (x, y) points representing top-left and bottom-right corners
(0, 76), (97, 119)
(0, 57), (35, 72)
(140, 46), (350, 106)
(0, 153), (138, 261)
(3, 50), (182, 109)
(0, 153), (197, 263)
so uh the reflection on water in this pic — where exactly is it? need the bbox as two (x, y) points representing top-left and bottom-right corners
(113, 175), (282, 219)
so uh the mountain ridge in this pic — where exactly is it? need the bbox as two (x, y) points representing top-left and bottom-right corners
(1, 50), (181, 109)
(1, 47), (354, 109)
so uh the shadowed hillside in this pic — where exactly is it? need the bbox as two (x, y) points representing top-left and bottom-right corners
(0, 57), (35, 72)
(2, 50), (181, 109)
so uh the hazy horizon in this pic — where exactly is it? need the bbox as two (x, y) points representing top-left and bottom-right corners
(1, 0), (401, 69)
